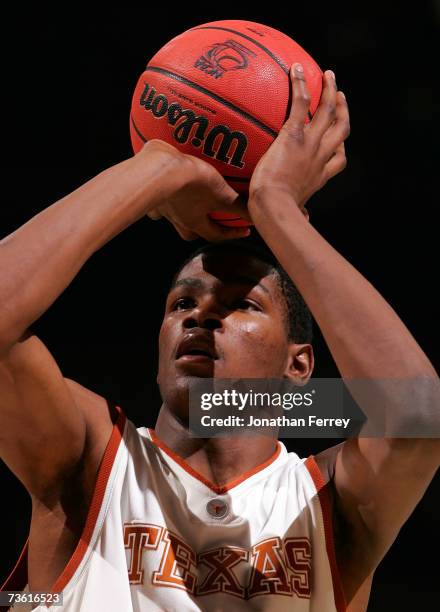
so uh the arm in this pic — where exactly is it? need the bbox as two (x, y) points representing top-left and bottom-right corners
(248, 64), (439, 601)
(0, 140), (249, 498)
(0, 141), (249, 357)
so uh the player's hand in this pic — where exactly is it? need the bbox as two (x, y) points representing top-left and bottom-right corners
(248, 64), (350, 219)
(140, 140), (251, 241)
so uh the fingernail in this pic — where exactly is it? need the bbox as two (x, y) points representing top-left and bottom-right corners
(327, 70), (336, 81)
(294, 63), (303, 74)
(339, 91), (346, 99)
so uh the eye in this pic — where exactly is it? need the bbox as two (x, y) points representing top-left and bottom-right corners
(233, 299), (260, 311)
(171, 297), (196, 311)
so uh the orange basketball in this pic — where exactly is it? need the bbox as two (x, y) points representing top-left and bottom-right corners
(130, 20), (322, 227)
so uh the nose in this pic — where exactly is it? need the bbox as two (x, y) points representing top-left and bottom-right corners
(182, 298), (223, 331)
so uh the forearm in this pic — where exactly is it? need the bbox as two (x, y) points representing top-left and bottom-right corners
(0, 147), (180, 356)
(250, 190), (437, 381)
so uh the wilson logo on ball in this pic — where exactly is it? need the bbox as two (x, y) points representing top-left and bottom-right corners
(139, 82), (248, 168)
(194, 40), (256, 79)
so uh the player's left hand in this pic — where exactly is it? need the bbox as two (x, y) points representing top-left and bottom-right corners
(248, 64), (350, 219)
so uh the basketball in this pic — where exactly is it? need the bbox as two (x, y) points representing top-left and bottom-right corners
(130, 20), (323, 227)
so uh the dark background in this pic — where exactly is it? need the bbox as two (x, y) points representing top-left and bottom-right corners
(1, 2), (438, 610)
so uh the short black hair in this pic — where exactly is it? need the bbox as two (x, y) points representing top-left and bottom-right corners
(170, 238), (313, 344)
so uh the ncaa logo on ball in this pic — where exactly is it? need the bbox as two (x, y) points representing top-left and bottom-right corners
(137, 82), (248, 169)
(194, 39), (256, 79)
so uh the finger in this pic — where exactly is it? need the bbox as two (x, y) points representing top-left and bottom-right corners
(215, 224), (252, 241)
(223, 194), (252, 222)
(308, 70), (338, 141)
(147, 210), (163, 221)
(204, 166), (242, 208)
(325, 142), (345, 163)
(319, 91), (350, 161)
(324, 146), (347, 180)
(199, 218), (251, 243)
(282, 63), (311, 139)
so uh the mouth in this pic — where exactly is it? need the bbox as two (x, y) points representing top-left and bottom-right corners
(176, 334), (218, 362)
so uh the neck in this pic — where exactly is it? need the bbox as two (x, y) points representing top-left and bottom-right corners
(154, 403), (278, 487)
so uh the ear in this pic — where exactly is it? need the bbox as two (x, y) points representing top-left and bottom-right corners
(283, 343), (314, 385)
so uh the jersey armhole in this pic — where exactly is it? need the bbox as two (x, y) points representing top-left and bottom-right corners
(305, 455), (347, 612)
(0, 402), (126, 610)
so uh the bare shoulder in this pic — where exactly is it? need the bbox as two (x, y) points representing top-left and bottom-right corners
(52, 379), (118, 511)
(27, 380), (119, 592)
(314, 443), (374, 609)
(0, 332), (120, 506)
(64, 378), (115, 425)
(64, 378), (117, 465)
(313, 442), (344, 482)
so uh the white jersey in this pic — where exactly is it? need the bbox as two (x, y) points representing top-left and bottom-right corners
(1, 406), (346, 611)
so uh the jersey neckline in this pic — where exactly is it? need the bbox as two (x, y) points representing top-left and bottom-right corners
(147, 428), (285, 495)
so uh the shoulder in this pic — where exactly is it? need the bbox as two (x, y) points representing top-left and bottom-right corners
(313, 442), (375, 607)
(65, 378), (117, 435)
(313, 442), (344, 483)
(64, 378), (119, 492)
(312, 442), (363, 553)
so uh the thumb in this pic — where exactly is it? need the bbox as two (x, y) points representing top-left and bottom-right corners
(225, 194), (252, 222)
(206, 164), (251, 221)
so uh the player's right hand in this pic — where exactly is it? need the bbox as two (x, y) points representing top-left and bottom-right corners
(140, 140), (251, 241)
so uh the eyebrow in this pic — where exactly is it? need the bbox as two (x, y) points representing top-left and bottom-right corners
(171, 275), (271, 295)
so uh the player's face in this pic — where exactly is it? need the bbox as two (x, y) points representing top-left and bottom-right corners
(157, 251), (304, 412)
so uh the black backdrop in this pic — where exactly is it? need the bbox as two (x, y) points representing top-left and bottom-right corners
(1, 2), (439, 610)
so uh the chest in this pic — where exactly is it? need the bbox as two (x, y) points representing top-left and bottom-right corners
(116, 455), (317, 604)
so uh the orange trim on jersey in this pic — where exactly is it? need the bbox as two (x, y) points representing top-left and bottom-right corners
(305, 456), (347, 612)
(0, 405), (126, 610)
(148, 428), (281, 494)
(50, 405), (126, 595)
(0, 538), (29, 612)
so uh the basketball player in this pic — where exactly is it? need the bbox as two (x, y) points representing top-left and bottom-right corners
(0, 64), (438, 612)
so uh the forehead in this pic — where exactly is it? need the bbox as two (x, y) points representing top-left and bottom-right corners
(172, 251), (279, 295)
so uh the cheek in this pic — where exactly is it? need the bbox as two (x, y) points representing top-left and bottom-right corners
(158, 320), (176, 361)
(230, 320), (287, 369)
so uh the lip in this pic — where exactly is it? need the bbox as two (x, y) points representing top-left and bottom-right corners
(175, 332), (218, 361)
(176, 354), (215, 363)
